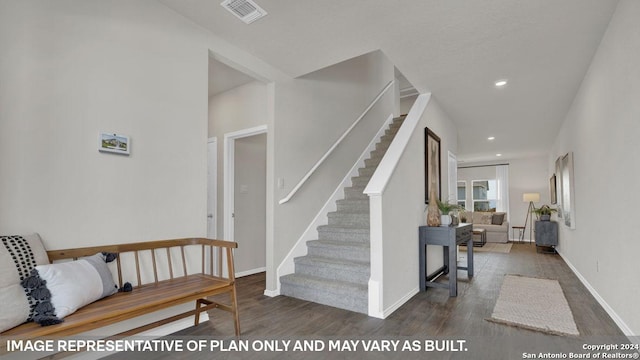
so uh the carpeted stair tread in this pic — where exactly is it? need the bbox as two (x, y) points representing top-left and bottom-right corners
(294, 256), (370, 283)
(317, 224), (370, 242)
(307, 240), (370, 262)
(351, 176), (372, 187)
(307, 239), (370, 250)
(336, 198), (369, 212)
(343, 186), (368, 200)
(358, 167), (376, 177)
(327, 210), (369, 226)
(328, 209), (370, 216)
(295, 255), (369, 268)
(317, 224), (369, 231)
(364, 157), (382, 168)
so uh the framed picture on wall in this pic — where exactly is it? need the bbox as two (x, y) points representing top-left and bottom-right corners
(99, 133), (130, 155)
(425, 127), (441, 204)
(561, 152), (576, 229)
(555, 156), (563, 218)
(550, 174), (557, 204)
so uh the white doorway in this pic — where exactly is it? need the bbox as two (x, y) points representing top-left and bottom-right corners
(207, 137), (218, 239)
(224, 125), (267, 277)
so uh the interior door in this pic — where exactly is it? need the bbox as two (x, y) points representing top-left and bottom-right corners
(233, 133), (267, 276)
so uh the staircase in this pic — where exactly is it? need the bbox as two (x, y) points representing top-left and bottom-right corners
(280, 116), (405, 313)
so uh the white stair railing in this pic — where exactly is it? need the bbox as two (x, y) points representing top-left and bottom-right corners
(278, 80), (395, 205)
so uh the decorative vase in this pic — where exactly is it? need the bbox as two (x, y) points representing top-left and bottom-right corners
(426, 190), (441, 227)
(440, 214), (452, 226)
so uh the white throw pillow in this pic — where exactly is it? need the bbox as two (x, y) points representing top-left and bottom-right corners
(22, 253), (118, 325)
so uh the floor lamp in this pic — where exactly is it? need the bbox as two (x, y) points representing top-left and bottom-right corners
(522, 193), (540, 242)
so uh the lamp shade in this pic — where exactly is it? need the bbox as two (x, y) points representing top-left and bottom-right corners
(522, 193), (540, 202)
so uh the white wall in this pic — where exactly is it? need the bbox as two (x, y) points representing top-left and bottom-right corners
(271, 51), (395, 291)
(0, 0), (283, 339)
(458, 155), (550, 241)
(378, 95), (458, 312)
(400, 95), (418, 115)
(549, 0), (640, 335)
(508, 156), (551, 241)
(208, 81), (268, 238)
(0, 0), (215, 248)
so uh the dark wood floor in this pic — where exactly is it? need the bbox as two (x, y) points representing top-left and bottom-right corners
(107, 243), (626, 359)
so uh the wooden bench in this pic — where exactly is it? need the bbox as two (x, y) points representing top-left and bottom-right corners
(1, 238), (240, 344)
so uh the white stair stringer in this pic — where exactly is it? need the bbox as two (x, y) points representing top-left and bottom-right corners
(279, 115), (406, 314)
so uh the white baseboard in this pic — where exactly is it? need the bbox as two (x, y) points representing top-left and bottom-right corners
(558, 250), (634, 337)
(236, 267), (266, 278)
(368, 281), (419, 320)
(263, 288), (280, 297)
(383, 287), (419, 319)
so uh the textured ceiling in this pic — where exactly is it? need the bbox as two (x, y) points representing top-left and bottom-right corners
(161, 0), (618, 162)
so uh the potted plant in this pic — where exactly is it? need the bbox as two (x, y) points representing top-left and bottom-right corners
(437, 200), (461, 226)
(533, 205), (557, 221)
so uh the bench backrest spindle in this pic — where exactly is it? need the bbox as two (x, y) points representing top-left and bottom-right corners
(134, 250), (142, 287)
(180, 246), (187, 276)
(218, 248), (223, 276)
(151, 249), (158, 284)
(166, 247), (173, 280)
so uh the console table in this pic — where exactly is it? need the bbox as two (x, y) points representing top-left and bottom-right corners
(418, 223), (474, 297)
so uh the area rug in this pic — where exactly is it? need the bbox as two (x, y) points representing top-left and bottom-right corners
(459, 242), (512, 253)
(487, 275), (579, 336)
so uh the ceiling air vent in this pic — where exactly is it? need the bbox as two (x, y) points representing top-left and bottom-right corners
(221, 0), (267, 24)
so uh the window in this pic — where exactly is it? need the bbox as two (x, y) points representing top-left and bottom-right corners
(472, 180), (497, 211)
(457, 181), (466, 209)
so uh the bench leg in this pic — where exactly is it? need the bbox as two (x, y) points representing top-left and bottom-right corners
(193, 293), (240, 336)
(230, 286), (241, 336)
(194, 299), (208, 326)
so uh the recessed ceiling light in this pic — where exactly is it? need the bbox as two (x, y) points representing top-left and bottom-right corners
(495, 80), (508, 87)
(488, 137), (495, 141)
(496, 153), (503, 157)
